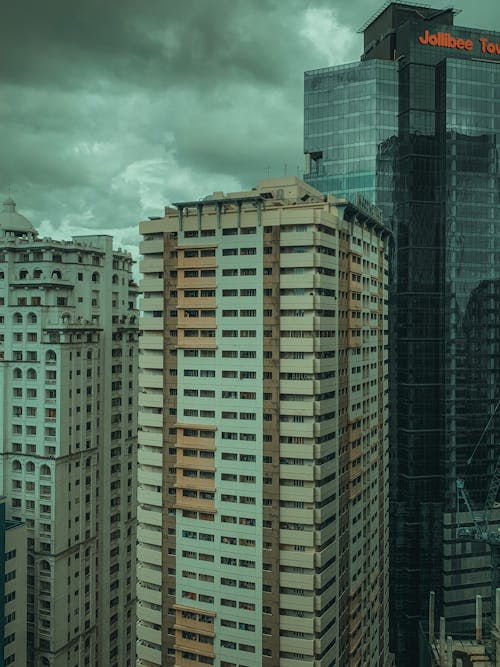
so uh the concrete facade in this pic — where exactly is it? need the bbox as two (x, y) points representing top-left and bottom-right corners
(0, 495), (27, 667)
(0, 198), (139, 666)
(137, 178), (391, 666)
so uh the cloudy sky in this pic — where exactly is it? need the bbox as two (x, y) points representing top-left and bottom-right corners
(1, 0), (499, 258)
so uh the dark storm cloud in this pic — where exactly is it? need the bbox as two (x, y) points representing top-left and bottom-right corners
(1, 0), (329, 89)
(1, 0), (499, 249)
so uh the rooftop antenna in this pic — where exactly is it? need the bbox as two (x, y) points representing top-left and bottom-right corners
(266, 165), (271, 178)
(284, 163), (288, 176)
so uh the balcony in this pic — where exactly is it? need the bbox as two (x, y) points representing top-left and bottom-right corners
(137, 563), (162, 587)
(138, 448), (163, 468)
(137, 525), (162, 549)
(139, 238), (164, 255)
(137, 621), (161, 646)
(138, 429), (163, 447)
(175, 473), (215, 493)
(137, 486), (162, 507)
(140, 277), (164, 293)
(137, 506), (162, 527)
(140, 297), (165, 312)
(137, 601), (161, 626)
(136, 639), (162, 665)
(138, 412), (163, 429)
(138, 373), (164, 390)
(139, 353), (163, 371)
(139, 393), (163, 409)
(140, 317), (164, 332)
(138, 543), (162, 567)
(177, 295), (215, 310)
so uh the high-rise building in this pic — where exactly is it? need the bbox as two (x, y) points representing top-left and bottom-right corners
(0, 197), (139, 666)
(137, 177), (391, 667)
(304, 2), (500, 664)
(0, 496), (27, 667)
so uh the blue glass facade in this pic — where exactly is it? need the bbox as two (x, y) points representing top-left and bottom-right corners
(304, 60), (398, 223)
(304, 4), (500, 665)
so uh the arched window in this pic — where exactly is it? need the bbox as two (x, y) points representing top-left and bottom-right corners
(39, 559), (51, 572)
(27, 368), (37, 380)
(86, 350), (92, 360)
(27, 312), (37, 324)
(13, 312), (22, 324)
(26, 461), (35, 473)
(19, 269), (29, 280)
(13, 368), (22, 379)
(33, 269), (43, 279)
(61, 313), (71, 324)
(40, 464), (51, 477)
(130, 316), (137, 325)
(0, 271), (4, 279)
(46, 350), (57, 362)
(112, 274), (119, 284)
(91, 272), (99, 283)
(51, 269), (62, 279)
(12, 460), (22, 472)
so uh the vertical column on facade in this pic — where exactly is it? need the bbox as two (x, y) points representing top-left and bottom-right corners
(262, 224), (281, 662)
(172, 231), (217, 667)
(377, 233), (390, 664)
(346, 229), (364, 667)
(337, 226), (351, 666)
(162, 231), (178, 665)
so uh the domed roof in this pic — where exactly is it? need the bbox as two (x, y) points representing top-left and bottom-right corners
(0, 197), (36, 235)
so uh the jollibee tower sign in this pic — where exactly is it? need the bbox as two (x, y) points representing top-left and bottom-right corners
(418, 29), (500, 55)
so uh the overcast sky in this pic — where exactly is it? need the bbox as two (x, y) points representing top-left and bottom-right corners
(1, 0), (499, 258)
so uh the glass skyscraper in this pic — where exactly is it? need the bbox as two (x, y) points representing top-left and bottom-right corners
(304, 3), (500, 665)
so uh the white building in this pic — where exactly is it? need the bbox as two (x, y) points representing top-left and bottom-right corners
(0, 495), (27, 667)
(137, 178), (390, 667)
(0, 197), (139, 667)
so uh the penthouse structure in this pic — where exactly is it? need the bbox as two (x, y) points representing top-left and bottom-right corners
(0, 197), (139, 666)
(137, 177), (392, 666)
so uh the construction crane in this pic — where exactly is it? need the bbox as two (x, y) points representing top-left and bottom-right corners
(456, 399), (500, 619)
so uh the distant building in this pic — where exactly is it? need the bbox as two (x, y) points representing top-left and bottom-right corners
(137, 177), (392, 666)
(0, 495), (26, 667)
(0, 197), (139, 666)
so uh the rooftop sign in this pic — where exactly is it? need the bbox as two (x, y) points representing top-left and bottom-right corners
(418, 30), (500, 55)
